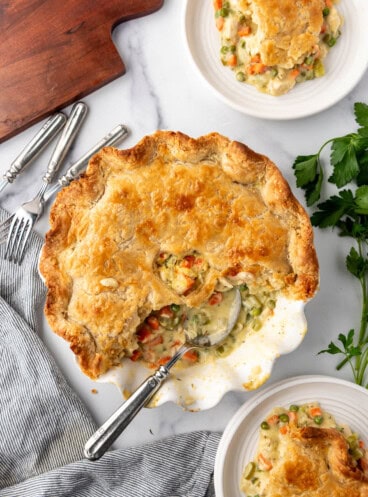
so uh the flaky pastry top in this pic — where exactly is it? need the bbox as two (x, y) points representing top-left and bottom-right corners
(248, 0), (325, 68)
(40, 131), (318, 378)
(265, 426), (368, 497)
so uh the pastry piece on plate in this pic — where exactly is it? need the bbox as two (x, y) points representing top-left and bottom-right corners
(39, 131), (318, 381)
(241, 402), (368, 496)
(213, 0), (342, 95)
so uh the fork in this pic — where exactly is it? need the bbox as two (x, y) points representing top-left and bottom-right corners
(0, 123), (129, 252)
(2, 102), (88, 263)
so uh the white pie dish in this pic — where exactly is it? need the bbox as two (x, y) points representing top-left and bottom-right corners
(214, 375), (368, 497)
(183, 0), (368, 120)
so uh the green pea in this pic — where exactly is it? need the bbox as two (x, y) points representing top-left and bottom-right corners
(219, 7), (229, 17)
(327, 37), (337, 47)
(322, 7), (330, 16)
(270, 68), (278, 78)
(352, 448), (364, 460)
(241, 40), (246, 49)
(304, 55), (314, 65)
(289, 404), (299, 412)
(261, 421), (270, 430)
(243, 461), (256, 480)
(229, 45), (236, 53)
(279, 413), (289, 423)
(250, 307), (262, 317)
(314, 415), (324, 425)
(240, 283), (248, 291)
(236, 72), (245, 82)
(170, 303), (180, 312)
(220, 46), (229, 54)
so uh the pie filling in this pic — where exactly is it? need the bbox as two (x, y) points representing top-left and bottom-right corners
(156, 251), (209, 295)
(214, 0), (342, 95)
(129, 266), (277, 368)
(241, 402), (368, 496)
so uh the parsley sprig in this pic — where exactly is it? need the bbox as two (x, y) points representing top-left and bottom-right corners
(293, 102), (368, 387)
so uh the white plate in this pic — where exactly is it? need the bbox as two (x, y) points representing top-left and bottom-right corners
(214, 374), (368, 497)
(183, 0), (368, 120)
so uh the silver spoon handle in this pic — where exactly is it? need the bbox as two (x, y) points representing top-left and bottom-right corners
(2, 113), (67, 184)
(84, 346), (188, 461)
(42, 102), (88, 183)
(43, 124), (129, 202)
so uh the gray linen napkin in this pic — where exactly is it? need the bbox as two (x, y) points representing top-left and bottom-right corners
(0, 207), (220, 497)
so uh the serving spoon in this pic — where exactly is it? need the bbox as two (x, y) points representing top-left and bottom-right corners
(84, 287), (242, 461)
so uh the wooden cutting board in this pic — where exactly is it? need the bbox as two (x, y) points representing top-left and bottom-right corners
(0, 0), (163, 143)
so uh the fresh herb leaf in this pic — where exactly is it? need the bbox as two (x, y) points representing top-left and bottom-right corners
(355, 186), (368, 214)
(293, 154), (323, 205)
(354, 102), (368, 128)
(318, 342), (343, 355)
(346, 247), (366, 279)
(293, 155), (319, 187)
(311, 190), (355, 228)
(329, 136), (360, 187)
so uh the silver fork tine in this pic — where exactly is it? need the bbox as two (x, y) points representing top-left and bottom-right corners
(4, 217), (21, 260)
(14, 219), (32, 263)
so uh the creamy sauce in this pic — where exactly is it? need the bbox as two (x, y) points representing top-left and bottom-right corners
(130, 282), (276, 369)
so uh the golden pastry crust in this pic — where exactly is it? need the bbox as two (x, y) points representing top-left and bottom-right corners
(39, 131), (318, 378)
(250, 0), (324, 67)
(267, 427), (368, 496)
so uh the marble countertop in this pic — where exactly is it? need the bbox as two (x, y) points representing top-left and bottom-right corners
(1, 0), (368, 449)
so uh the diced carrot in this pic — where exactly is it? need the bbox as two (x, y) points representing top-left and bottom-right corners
(289, 68), (300, 79)
(137, 325), (153, 343)
(183, 350), (199, 362)
(320, 23), (327, 34)
(258, 453), (273, 471)
(325, 0), (333, 7)
(182, 255), (196, 268)
(183, 276), (196, 295)
(227, 54), (237, 67)
(279, 425), (288, 435)
(237, 26), (251, 37)
(251, 53), (261, 63)
(267, 414), (280, 425)
(216, 16), (224, 31)
(146, 335), (164, 347)
(194, 257), (204, 266)
(248, 63), (267, 75)
(158, 306), (174, 318)
(213, 0), (222, 10)
(288, 411), (298, 423)
(147, 316), (160, 330)
(208, 292), (223, 305)
(130, 349), (142, 362)
(157, 355), (172, 366)
(359, 440), (365, 449)
(309, 406), (322, 417)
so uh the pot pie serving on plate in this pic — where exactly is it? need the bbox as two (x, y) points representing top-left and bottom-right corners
(213, 0), (342, 95)
(40, 131), (318, 409)
(241, 402), (368, 496)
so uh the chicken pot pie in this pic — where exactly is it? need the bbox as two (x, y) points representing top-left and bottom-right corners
(39, 131), (318, 379)
(213, 0), (342, 95)
(241, 402), (368, 497)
